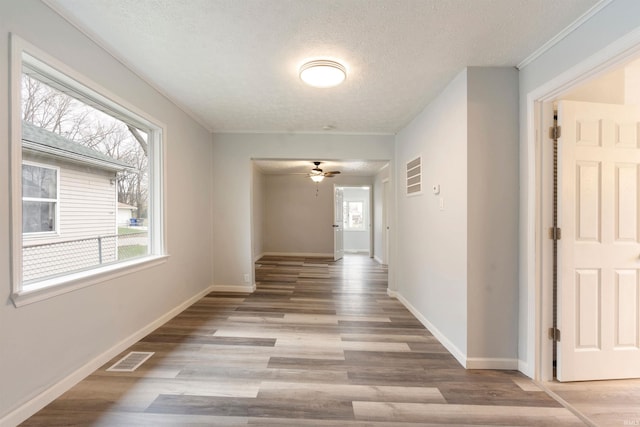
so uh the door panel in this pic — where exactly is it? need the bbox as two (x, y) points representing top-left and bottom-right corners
(615, 164), (638, 241)
(558, 100), (640, 381)
(615, 270), (639, 347)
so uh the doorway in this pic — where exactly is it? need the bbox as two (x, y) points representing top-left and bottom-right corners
(336, 186), (372, 258)
(535, 54), (640, 382)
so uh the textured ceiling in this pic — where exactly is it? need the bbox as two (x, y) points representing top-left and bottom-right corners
(46, 0), (601, 134)
(254, 159), (389, 176)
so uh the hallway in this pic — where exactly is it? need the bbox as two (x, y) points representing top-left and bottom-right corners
(22, 255), (585, 426)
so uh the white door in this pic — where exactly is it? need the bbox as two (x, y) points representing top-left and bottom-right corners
(334, 186), (344, 261)
(382, 179), (389, 265)
(558, 100), (640, 381)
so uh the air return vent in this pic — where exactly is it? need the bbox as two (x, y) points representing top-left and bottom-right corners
(106, 351), (154, 372)
(406, 156), (422, 195)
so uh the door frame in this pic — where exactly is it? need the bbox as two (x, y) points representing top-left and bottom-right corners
(527, 34), (640, 382)
(382, 178), (390, 265)
(335, 185), (373, 257)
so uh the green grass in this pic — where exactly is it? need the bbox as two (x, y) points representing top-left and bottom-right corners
(118, 245), (148, 260)
(118, 227), (144, 235)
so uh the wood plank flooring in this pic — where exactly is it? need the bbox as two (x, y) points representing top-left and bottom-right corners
(544, 379), (640, 427)
(21, 255), (587, 426)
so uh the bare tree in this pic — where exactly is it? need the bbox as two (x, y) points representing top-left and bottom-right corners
(21, 74), (150, 217)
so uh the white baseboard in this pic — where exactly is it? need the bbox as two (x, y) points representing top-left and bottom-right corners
(388, 288), (520, 371)
(374, 255), (385, 264)
(466, 357), (519, 370)
(1, 284), (216, 427)
(518, 360), (533, 378)
(209, 284), (256, 293)
(387, 288), (467, 368)
(262, 252), (333, 258)
(344, 249), (369, 254)
(253, 252), (265, 263)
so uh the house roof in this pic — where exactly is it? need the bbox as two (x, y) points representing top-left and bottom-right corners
(118, 202), (137, 210)
(22, 122), (133, 171)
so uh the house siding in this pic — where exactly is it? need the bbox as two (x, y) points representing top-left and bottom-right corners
(58, 166), (117, 239)
(22, 153), (118, 281)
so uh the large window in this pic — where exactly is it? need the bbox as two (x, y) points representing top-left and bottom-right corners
(22, 162), (59, 234)
(11, 36), (165, 305)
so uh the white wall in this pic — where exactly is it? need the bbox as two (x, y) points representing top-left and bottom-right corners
(252, 163), (265, 261)
(372, 166), (390, 264)
(394, 67), (519, 367)
(342, 187), (371, 253)
(211, 133), (393, 287)
(518, 0), (640, 377)
(0, 1), (213, 422)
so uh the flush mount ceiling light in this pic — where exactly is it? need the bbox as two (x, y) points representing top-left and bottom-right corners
(299, 60), (347, 88)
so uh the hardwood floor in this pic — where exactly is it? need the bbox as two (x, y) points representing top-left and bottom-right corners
(544, 379), (640, 427)
(21, 255), (588, 426)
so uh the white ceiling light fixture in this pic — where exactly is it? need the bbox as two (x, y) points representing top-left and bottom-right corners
(299, 60), (347, 88)
(310, 174), (325, 183)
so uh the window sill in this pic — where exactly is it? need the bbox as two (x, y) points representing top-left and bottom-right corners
(11, 254), (169, 307)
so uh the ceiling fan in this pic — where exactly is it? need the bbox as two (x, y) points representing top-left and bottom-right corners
(309, 161), (340, 182)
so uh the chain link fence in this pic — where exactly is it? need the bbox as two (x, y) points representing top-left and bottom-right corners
(23, 232), (148, 282)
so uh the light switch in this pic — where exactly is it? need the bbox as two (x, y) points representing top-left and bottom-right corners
(439, 197), (444, 210)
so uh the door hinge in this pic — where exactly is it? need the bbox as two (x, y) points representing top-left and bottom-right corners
(548, 327), (561, 342)
(549, 125), (561, 140)
(548, 227), (562, 240)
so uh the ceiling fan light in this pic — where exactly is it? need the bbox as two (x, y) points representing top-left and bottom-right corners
(310, 174), (324, 183)
(299, 60), (346, 88)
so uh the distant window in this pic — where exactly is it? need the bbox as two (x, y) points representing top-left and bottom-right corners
(22, 162), (59, 234)
(344, 201), (365, 230)
(11, 36), (165, 304)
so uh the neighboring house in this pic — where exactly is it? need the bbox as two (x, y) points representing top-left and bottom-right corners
(117, 202), (138, 226)
(21, 121), (132, 282)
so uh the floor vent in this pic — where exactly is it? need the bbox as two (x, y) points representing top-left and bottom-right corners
(106, 351), (154, 372)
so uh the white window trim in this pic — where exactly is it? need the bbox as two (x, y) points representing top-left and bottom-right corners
(10, 34), (167, 307)
(22, 160), (60, 238)
(344, 200), (366, 231)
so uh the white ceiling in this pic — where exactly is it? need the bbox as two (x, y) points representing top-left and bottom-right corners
(46, 0), (601, 134)
(254, 159), (388, 176)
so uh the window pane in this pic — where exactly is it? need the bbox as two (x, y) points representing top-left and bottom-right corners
(22, 164), (56, 198)
(23, 201), (56, 233)
(20, 69), (152, 283)
(348, 202), (364, 229)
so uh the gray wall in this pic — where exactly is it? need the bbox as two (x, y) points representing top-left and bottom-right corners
(264, 174), (334, 255)
(0, 1), (213, 420)
(394, 67), (519, 366)
(395, 69), (470, 359)
(466, 67), (519, 362)
(261, 175), (374, 255)
(252, 164), (265, 261)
